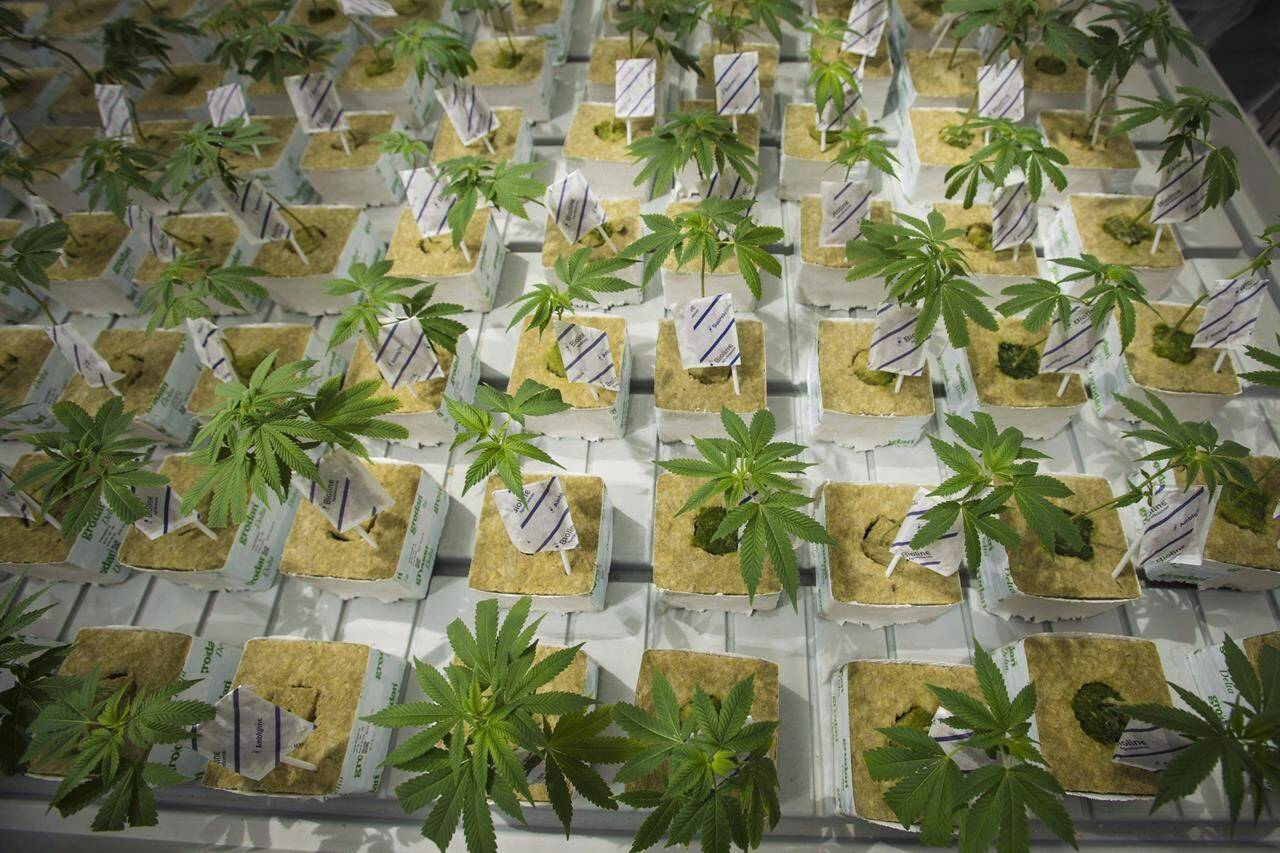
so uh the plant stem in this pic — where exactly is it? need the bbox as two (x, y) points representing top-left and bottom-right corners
(1079, 461), (1177, 518)
(18, 281), (56, 323)
(1085, 77), (1121, 144)
(1168, 289), (1209, 336)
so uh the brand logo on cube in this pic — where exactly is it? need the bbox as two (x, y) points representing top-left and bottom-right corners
(1152, 156), (1209, 224)
(675, 293), (741, 370)
(285, 73), (349, 134)
(493, 475), (579, 556)
(977, 58), (1024, 122)
(1191, 276), (1267, 351)
(206, 82), (251, 127)
(555, 320), (619, 391)
(867, 302), (926, 376)
(94, 83), (133, 141)
(546, 169), (606, 244)
(819, 180), (872, 248)
(400, 166), (454, 239)
(841, 0), (889, 56)
(373, 319), (442, 389)
(714, 51), (761, 116)
(614, 58), (656, 119)
(435, 81), (500, 146)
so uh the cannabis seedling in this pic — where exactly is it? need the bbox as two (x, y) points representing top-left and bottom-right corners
(827, 117), (898, 178)
(625, 197), (782, 301)
(942, 117), (1068, 208)
(0, 584), (74, 776)
(445, 381), (571, 499)
(614, 669), (781, 853)
(845, 209), (996, 348)
(326, 258), (466, 356)
(183, 354), (409, 526)
(375, 130), (432, 170)
(366, 597), (631, 853)
(451, 0), (528, 67)
(864, 641), (1077, 849)
(77, 136), (165, 219)
(17, 397), (165, 539)
(154, 118), (279, 212)
(615, 0), (701, 75)
(204, 0), (339, 85)
(138, 252), (267, 333)
(656, 408), (834, 608)
(707, 0), (803, 54)
(0, 220), (68, 323)
(433, 156), (546, 252)
(943, 0), (1093, 66)
(628, 110), (759, 198)
(386, 19), (476, 86)
(23, 667), (215, 831)
(1118, 635), (1280, 829)
(509, 247), (636, 335)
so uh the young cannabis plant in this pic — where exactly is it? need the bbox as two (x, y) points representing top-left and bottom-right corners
(155, 119), (279, 210)
(434, 156), (545, 251)
(326, 258), (466, 355)
(625, 198), (782, 300)
(628, 110), (759, 197)
(183, 354), (408, 526)
(1119, 635), (1280, 829)
(828, 118), (898, 179)
(375, 130), (432, 170)
(77, 137), (164, 219)
(17, 397), (165, 539)
(942, 117), (1068, 208)
(139, 252), (267, 332)
(0, 585), (74, 775)
(656, 408), (833, 608)
(365, 597), (630, 853)
(805, 18), (862, 125)
(707, 0), (803, 53)
(23, 668), (215, 832)
(509, 247), (636, 335)
(615, 0), (701, 75)
(614, 670), (781, 853)
(863, 641), (1077, 850)
(948, 0), (1093, 66)
(204, 0), (339, 85)
(911, 411), (1081, 572)
(0, 220), (68, 323)
(445, 381), (571, 498)
(386, 19), (476, 86)
(845, 210), (996, 348)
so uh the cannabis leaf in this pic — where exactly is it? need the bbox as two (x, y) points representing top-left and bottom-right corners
(912, 411), (1080, 572)
(325, 258), (466, 355)
(1050, 253), (1151, 350)
(23, 668), (214, 832)
(656, 408), (833, 608)
(828, 118), (898, 180)
(1240, 334), (1280, 389)
(387, 19), (476, 86)
(1118, 391), (1254, 494)
(628, 110), (759, 196)
(183, 354), (408, 526)
(155, 118), (279, 207)
(614, 670), (781, 853)
(139, 252), (267, 332)
(942, 117), (1068, 207)
(864, 641), (1077, 851)
(365, 597), (631, 853)
(435, 156), (545, 249)
(624, 198), (782, 301)
(0, 220), (67, 323)
(997, 277), (1075, 333)
(204, 0), (339, 84)
(0, 584), (75, 775)
(77, 137), (163, 219)
(446, 380), (571, 498)
(375, 130), (432, 170)
(614, 0), (701, 75)
(509, 247), (636, 334)
(17, 398), (165, 539)
(846, 210), (994, 348)
(806, 18), (862, 123)
(1119, 636), (1280, 830)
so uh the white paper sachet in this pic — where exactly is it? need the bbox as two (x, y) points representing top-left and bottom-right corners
(372, 318), (441, 389)
(338, 0), (396, 15)
(94, 83), (133, 141)
(866, 302), (926, 376)
(46, 324), (123, 391)
(706, 167), (756, 201)
(1152, 156), (1209, 225)
(435, 81), (500, 146)
(0, 468), (32, 521)
(713, 51), (761, 116)
(206, 82), (252, 127)
(306, 448), (395, 536)
(0, 100), (19, 149)
(1136, 485), (1219, 568)
(399, 167), (454, 239)
(27, 195), (54, 228)
(614, 58), (657, 119)
(1191, 277), (1267, 351)
(185, 318), (237, 383)
(841, 0), (890, 55)
(887, 487), (964, 577)
(131, 483), (213, 540)
(991, 182), (1035, 253)
(124, 204), (177, 262)
(1039, 303), (1102, 375)
(493, 475), (579, 566)
(1111, 720), (1190, 772)
(546, 169), (607, 244)
(819, 180), (873, 248)
(218, 180), (292, 243)
(192, 686), (317, 781)
(285, 73), (349, 134)
(675, 293), (741, 370)
(976, 58), (1024, 122)
(555, 320), (619, 391)
(817, 77), (863, 132)
(928, 707), (990, 772)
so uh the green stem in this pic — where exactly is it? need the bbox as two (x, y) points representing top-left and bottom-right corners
(16, 281), (55, 323)
(1168, 289), (1209, 336)
(1079, 462), (1177, 518)
(1085, 77), (1121, 144)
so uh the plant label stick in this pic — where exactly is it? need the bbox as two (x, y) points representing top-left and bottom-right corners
(185, 317), (238, 384)
(306, 448), (396, 549)
(94, 83), (133, 141)
(1191, 276), (1266, 372)
(1117, 484), (1220, 578)
(714, 51), (761, 118)
(675, 293), (742, 394)
(399, 166), (468, 260)
(977, 58), (1025, 122)
(46, 323), (123, 393)
(205, 82), (259, 158)
(842, 0), (889, 56)
(435, 82), (500, 152)
(991, 181), (1035, 253)
(819, 179), (872, 248)
(193, 686), (318, 779)
(867, 302), (927, 391)
(492, 475), (580, 574)
(928, 12), (958, 56)
(614, 57), (656, 146)
(555, 320), (619, 400)
(123, 203), (177, 262)
(886, 488), (964, 577)
(372, 318), (442, 391)
(545, 169), (613, 250)
(285, 72), (352, 153)
(1150, 155), (1209, 254)
(0, 100), (19, 149)
(132, 482), (217, 540)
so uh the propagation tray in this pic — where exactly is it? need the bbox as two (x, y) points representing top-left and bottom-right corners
(3, 0), (1280, 848)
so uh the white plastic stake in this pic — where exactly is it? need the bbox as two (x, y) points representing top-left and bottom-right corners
(625, 118), (632, 145)
(481, 134), (495, 154)
(459, 241), (472, 264)
(337, 129), (351, 156)
(731, 364), (740, 395)
(1056, 373), (1070, 397)
(560, 549), (572, 575)
(929, 14), (956, 56)
(355, 525), (378, 549)
(289, 233), (310, 266)
(884, 553), (901, 578)
(1150, 224), (1163, 255)
(1213, 349), (1228, 372)
(596, 224), (617, 251)
(1111, 537), (1139, 579)
(894, 373), (904, 394)
(282, 756), (318, 771)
